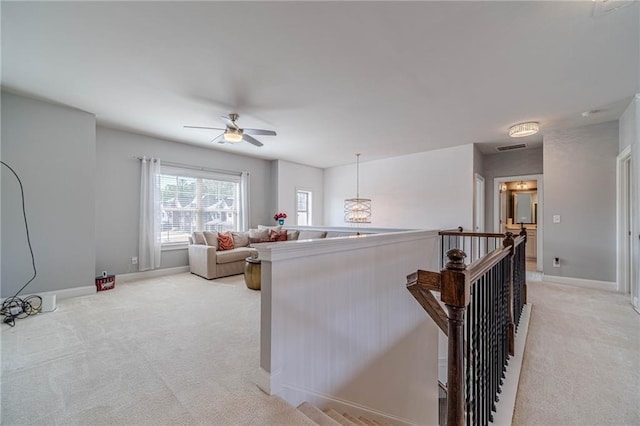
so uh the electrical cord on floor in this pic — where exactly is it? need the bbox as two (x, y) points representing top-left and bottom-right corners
(1, 161), (39, 327)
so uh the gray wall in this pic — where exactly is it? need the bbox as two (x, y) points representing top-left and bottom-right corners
(274, 160), (324, 226)
(543, 121), (618, 282)
(481, 147), (543, 232)
(1, 92), (96, 297)
(96, 126), (274, 276)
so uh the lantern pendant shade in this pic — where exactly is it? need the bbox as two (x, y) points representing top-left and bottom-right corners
(344, 153), (371, 224)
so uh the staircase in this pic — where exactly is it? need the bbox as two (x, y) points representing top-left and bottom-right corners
(296, 402), (392, 426)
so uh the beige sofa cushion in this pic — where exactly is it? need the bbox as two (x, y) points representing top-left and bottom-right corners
(298, 230), (327, 240)
(232, 231), (250, 247)
(203, 231), (219, 249)
(216, 247), (257, 264)
(192, 232), (206, 245)
(287, 230), (300, 240)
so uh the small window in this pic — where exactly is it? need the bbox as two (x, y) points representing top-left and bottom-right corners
(296, 190), (312, 226)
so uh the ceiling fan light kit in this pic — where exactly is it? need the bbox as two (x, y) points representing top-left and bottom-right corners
(508, 122), (539, 138)
(223, 128), (243, 143)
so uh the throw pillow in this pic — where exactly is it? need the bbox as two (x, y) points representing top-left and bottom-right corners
(192, 232), (206, 245)
(202, 231), (219, 249)
(287, 230), (300, 241)
(248, 228), (270, 244)
(258, 224), (282, 233)
(217, 232), (235, 251)
(270, 229), (288, 242)
(232, 231), (250, 248)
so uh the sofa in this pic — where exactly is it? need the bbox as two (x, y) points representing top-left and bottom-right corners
(188, 226), (331, 280)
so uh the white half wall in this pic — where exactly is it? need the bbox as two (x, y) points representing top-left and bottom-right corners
(1, 92), (96, 298)
(324, 144), (475, 230)
(273, 159), (324, 226)
(257, 230), (439, 425)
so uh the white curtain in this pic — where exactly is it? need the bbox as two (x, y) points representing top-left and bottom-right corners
(239, 171), (250, 231)
(139, 157), (161, 271)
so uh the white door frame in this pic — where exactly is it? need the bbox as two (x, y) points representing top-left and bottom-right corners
(474, 173), (485, 233)
(493, 174), (544, 272)
(616, 146), (633, 295)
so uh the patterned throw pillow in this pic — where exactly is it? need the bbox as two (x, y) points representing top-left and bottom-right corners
(217, 232), (235, 251)
(269, 229), (288, 242)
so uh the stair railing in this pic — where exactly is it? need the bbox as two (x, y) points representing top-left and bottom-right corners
(407, 230), (527, 426)
(439, 227), (505, 268)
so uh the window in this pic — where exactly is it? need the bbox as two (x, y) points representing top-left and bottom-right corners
(296, 190), (312, 226)
(159, 167), (242, 245)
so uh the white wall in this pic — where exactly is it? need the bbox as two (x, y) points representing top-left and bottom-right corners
(1, 92), (96, 297)
(324, 145), (475, 230)
(543, 121), (618, 283)
(273, 159), (324, 226)
(95, 126), (274, 275)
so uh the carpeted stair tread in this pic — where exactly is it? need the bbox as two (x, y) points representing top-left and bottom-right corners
(343, 413), (368, 426)
(297, 402), (342, 425)
(323, 408), (358, 425)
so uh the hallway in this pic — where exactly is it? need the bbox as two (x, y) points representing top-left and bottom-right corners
(513, 280), (640, 425)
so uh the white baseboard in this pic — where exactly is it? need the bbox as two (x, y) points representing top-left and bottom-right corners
(117, 266), (189, 283)
(492, 303), (532, 426)
(256, 367), (282, 396)
(280, 384), (419, 426)
(541, 274), (616, 292)
(1, 285), (95, 304)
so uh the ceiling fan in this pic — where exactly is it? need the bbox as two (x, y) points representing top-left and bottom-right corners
(184, 113), (276, 147)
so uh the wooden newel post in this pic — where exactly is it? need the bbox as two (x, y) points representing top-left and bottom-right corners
(441, 248), (469, 426)
(503, 232), (516, 355)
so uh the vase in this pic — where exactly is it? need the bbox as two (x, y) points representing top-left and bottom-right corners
(278, 219), (285, 225)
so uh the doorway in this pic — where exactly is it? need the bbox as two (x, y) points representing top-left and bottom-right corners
(474, 173), (485, 233)
(617, 146), (634, 300)
(493, 174), (543, 272)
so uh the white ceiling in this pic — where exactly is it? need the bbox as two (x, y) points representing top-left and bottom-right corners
(2, 1), (638, 168)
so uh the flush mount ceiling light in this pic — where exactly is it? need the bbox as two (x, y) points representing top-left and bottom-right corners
(344, 153), (372, 224)
(516, 181), (528, 190)
(509, 122), (539, 138)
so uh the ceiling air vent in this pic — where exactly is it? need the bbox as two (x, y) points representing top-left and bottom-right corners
(496, 143), (527, 152)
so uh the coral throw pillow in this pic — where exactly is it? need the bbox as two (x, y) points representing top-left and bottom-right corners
(217, 232), (235, 251)
(270, 229), (288, 242)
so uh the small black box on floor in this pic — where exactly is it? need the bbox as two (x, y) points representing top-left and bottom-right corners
(95, 275), (115, 292)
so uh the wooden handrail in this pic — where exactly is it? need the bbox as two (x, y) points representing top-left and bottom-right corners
(439, 230), (504, 238)
(465, 246), (512, 284)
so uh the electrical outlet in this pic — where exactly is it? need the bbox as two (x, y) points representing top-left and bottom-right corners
(553, 257), (560, 267)
(131, 256), (138, 265)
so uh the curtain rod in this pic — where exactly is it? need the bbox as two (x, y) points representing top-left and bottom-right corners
(134, 156), (244, 177)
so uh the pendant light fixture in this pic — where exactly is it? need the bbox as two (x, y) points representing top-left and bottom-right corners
(344, 153), (371, 223)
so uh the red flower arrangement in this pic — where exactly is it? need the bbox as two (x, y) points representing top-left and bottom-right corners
(273, 212), (288, 221)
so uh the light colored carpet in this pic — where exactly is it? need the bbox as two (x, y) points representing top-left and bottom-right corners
(512, 280), (640, 425)
(1, 273), (315, 426)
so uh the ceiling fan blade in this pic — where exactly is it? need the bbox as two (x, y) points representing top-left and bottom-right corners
(243, 134), (264, 147)
(184, 126), (226, 131)
(220, 115), (238, 129)
(211, 134), (225, 144)
(242, 128), (277, 136)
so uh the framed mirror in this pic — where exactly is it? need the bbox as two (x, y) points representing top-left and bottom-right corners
(512, 190), (537, 224)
